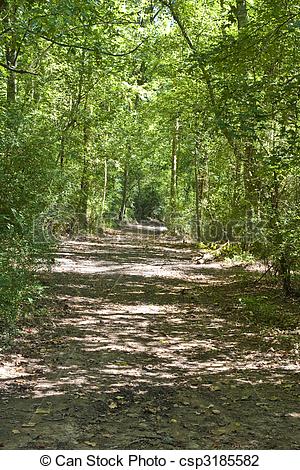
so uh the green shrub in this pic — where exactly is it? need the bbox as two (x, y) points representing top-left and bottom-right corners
(238, 295), (298, 329)
(0, 236), (47, 332)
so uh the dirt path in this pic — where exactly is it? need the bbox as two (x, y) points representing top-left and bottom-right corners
(0, 232), (299, 449)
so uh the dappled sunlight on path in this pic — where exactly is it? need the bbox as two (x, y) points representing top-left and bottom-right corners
(0, 232), (299, 449)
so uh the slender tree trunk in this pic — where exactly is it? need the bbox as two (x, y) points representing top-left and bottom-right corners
(119, 159), (129, 221)
(161, 1), (244, 163)
(6, 48), (17, 103)
(78, 142), (89, 230)
(100, 157), (108, 221)
(235, 0), (260, 231)
(231, 156), (242, 217)
(170, 117), (180, 217)
(271, 170), (292, 295)
(58, 53), (84, 168)
(59, 135), (65, 169)
(242, 144), (260, 216)
(236, 0), (248, 29)
(279, 253), (292, 296)
(77, 99), (91, 231)
(194, 159), (205, 243)
(194, 131), (200, 242)
(194, 129), (206, 242)
(1, 1), (17, 103)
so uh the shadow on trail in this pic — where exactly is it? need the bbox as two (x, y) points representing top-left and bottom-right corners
(0, 234), (299, 449)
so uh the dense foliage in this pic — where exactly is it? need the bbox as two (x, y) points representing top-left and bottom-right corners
(0, 0), (299, 327)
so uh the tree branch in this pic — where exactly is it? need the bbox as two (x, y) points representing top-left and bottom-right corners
(0, 62), (38, 75)
(159, 0), (244, 159)
(160, 0), (196, 51)
(30, 32), (145, 57)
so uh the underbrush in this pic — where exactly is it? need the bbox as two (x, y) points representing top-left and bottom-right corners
(238, 294), (299, 331)
(0, 236), (54, 342)
(196, 241), (300, 294)
(195, 241), (256, 264)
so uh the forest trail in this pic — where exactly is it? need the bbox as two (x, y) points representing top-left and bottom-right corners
(0, 231), (299, 449)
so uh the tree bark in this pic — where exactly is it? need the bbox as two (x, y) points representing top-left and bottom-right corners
(236, 0), (248, 29)
(170, 117), (180, 216)
(160, 1), (244, 163)
(58, 57), (84, 168)
(194, 158), (205, 243)
(119, 159), (129, 221)
(194, 128), (206, 242)
(270, 170), (292, 295)
(59, 134), (65, 169)
(100, 157), (108, 221)
(77, 97), (91, 231)
(77, 135), (89, 230)
(1, 0), (17, 102)
(6, 46), (17, 102)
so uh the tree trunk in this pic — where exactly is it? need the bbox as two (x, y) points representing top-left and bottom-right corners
(58, 53), (84, 168)
(279, 253), (292, 296)
(100, 157), (108, 221)
(236, 0), (248, 29)
(59, 135), (65, 169)
(119, 159), (129, 221)
(6, 47), (17, 103)
(2, 1), (17, 103)
(77, 106), (90, 231)
(194, 163), (205, 243)
(170, 117), (180, 217)
(194, 132), (205, 242)
(271, 170), (292, 295)
(78, 155), (89, 231)
(243, 144), (260, 215)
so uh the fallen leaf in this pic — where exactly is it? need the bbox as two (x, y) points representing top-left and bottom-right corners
(214, 427), (227, 435)
(240, 395), (251, 400)
(256, 402), (268, 407)
(22, 422), (36, 428)
(35, 408), (51, 415)
(214, 422), (241, 436)
(145, 406), (159, 414)
(228, 422), (241, 432)
(170, 419), (177, 423)
(84, 441), (97, 447)
(108, 402), (118, 410)
(12, 429), (21, 435)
